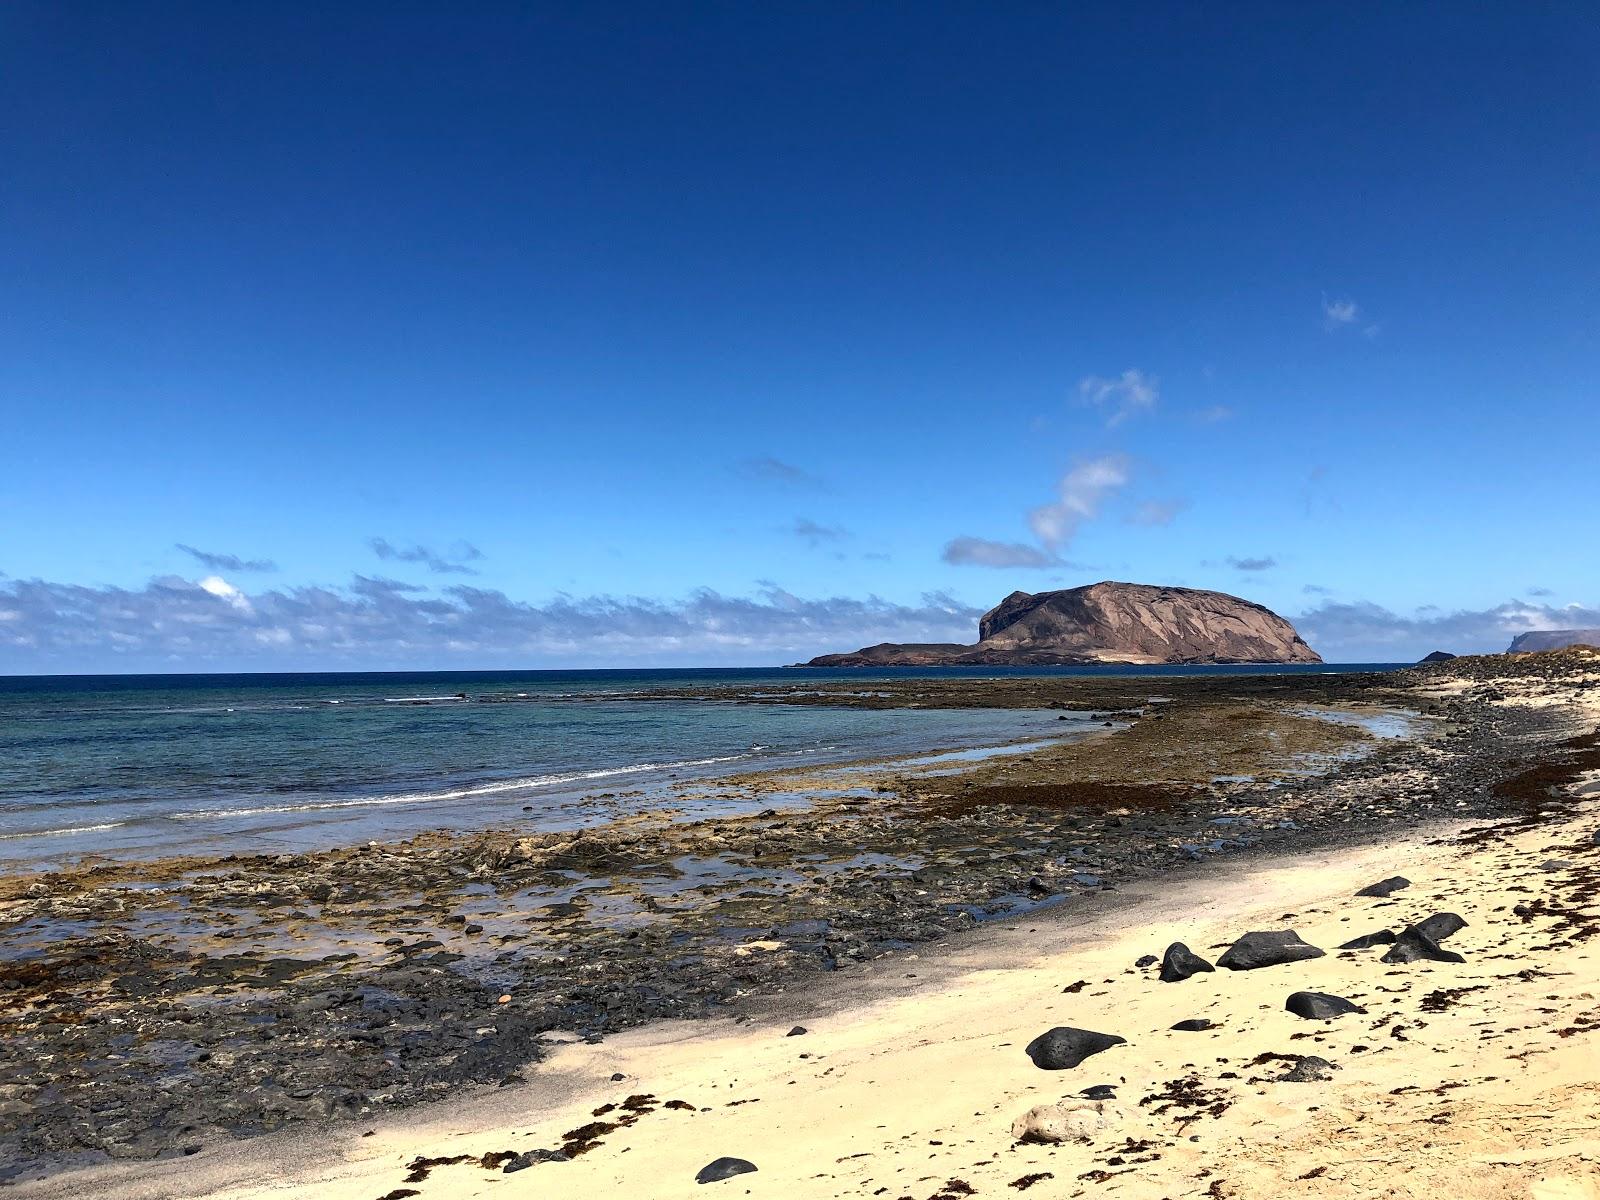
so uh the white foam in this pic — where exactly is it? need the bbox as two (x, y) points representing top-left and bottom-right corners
(0, 821), (127, 841)
(166, 754), (752, 821)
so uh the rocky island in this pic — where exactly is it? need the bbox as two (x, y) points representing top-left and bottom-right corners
(806, 580), (1322, 666)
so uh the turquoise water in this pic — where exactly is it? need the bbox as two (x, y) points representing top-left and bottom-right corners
(0, 664), (1401, 865)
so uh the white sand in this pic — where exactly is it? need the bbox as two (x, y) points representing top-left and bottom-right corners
(28, 793), (1600, 1200)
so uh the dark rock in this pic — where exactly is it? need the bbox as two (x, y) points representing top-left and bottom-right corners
(1413, 913), (1467, 943)
(1381, 927), (1464, 965)
(1170, 1019), (1216, 1032)
(1024, 1027), (1127, 1070)
(1281, 1055), (1336, 1083)
(786, 1026), (807, 1037)
(1080, 1084), (1117, 1100)
(503, 1148), (570, 1172)
(1418, 651), (1457, 663)
(1216, 930), (1325, 971)
(806, 582), (1322, 666)
(1540, 859), (1575, 871)
(1134, 954), (1158, 968)
(1159, 942), (1215, 982)
(1338, 929), (1397, 950)
(1355, 876), (1411, 898)
(696, 1157), (758, 1184)
(1285, 991), (1367, 1020)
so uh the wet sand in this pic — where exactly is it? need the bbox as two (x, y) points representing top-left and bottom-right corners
(3, 651), (1597, 1193)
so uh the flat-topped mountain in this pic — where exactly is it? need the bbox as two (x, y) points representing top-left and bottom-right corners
(1508, 629), (1600, 653)
(806, 581), (1322, 666)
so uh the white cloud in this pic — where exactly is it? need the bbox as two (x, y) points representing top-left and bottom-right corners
(1078, 369), (1158, 427)
(198, 575), (252, 612)
(1028, 454), (1131, 550)
(941, 537), (1061, 569)
(1322, 294), (1379, 337)
(0, 575), (983, 671)
(1296, 598), (1600, 661)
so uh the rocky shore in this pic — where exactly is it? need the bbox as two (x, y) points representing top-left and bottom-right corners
(2, 650), (1597, 1189)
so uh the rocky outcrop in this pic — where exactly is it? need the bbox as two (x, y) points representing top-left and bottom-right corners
(806, 581), (1321, 666)
(1418, 651), (1457, 663)
(1508, 630), (1600, 654)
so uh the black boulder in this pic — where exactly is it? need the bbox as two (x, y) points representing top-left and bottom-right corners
(1381, 926), (1464, 965)
(1281, 1055), (1337, 1083)
(1338, 929), (1398, 950)
(1024, 1026), (1127, 1070)
(1159, 942), (1215, 982)
(696, 1158), (759, 1184)
(1355, 876), (1411, 898)
(1216, 930), (1325, 971)
(1413, 913), (1467, 943)
(1285, 991), (1367, 1020)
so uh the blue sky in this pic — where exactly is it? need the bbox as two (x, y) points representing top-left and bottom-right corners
(3, 3), (1598, 671)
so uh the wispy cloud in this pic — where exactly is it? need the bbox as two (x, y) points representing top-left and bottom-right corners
(941, 537), (1061, 569)
(0, 575), (982, 671)
(1078, 370), (1158, 427)
(176, 544), (277, 572)
(1302, 583), (1333, 595)
(1321, 294), (1380, 337)
(1297, 598), (1600, 661)
(739, 457), (822, 489)
(792, 518), (848, 547)
(1226, 555), (1277, 572)
(1528, 586), (1554, 597)
(1028, 454), (1131, 550)
(1193, 405), (1234, 424)
(369, 537), (484, 575)
(1126, 499), (1186, 527)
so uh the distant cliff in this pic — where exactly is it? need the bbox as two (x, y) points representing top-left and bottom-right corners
(1508, 629), (1600, 654)
(806, 581), (1322, 666)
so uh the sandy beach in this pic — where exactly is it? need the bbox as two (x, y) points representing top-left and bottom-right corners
(10, 654), (1597, 1200)
(25, 768), (1599, 1199)
(5, 652), (1598, 1198)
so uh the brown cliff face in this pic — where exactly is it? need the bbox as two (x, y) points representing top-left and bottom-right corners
(806, 581), (1322, 666)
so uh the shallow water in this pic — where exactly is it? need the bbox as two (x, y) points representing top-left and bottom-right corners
(0, 664), (1402, 866)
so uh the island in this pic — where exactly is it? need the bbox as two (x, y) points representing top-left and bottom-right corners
(805, 580), (1322, 666)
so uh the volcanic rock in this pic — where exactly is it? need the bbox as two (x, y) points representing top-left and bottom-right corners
(805, 582), (1322, 666)
(1159, 941), (1215, 982)
(1285, 991), (1367, 1020)
(1338, 929), (1397, 950)
(1355, 876), (1411, 898)
(696, 1157), (758, 1184)
(1281, 1056), (1337, 1083)
(1413, 913), (1467, 943)
(1382, 926), (1465, 965)
(1216, 930), (1325, 971)
(1024, 1027), (1127, 1070)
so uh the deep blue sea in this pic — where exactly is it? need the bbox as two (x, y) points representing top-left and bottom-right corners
(0, 664), (1402, 866)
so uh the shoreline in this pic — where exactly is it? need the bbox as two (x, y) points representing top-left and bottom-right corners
(17, 790), (1598, 1199)
(2, 651), (1597, 1187)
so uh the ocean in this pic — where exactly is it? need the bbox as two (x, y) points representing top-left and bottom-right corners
(0, 664), (1403, 866)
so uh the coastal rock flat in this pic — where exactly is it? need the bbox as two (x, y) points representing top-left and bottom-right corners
(806, 581), (1322, 666)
